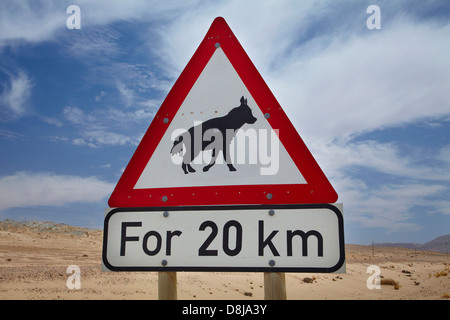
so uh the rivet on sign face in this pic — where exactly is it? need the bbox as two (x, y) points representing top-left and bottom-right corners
(268, 209), (275, 216)
(163, 211), (169, 217)
(266, 193), (273, 200)
(162, 196), (168, 202)
(215, 42), (220, 48)
(161, 259), (168, 266)
(264, 113), (270, 119)
(269, 260), (275, 267)
(163, 118), (169, 124)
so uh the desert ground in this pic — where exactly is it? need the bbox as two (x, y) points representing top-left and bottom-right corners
(0, 220), (448, 300)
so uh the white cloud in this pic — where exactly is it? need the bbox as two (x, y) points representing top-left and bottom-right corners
(138, 2), (450, 144)
(312, 138), (450, 231)
(270, 20), (450, 144)
(430, 200), (450, 216)
(0, 70), (33, 119)
(40, 116), (64, 127)
(0, 128), (24, 140)
(105, 107), (156, 124)
(116, 81), (135, 108)
(61, 105), (149, 148)
(147, 1), (318, 78)
(95, 90), (107, 102)
(64, 27), (121, 60)
(63, 106), (96, 126)
(0, 0), (197, 46)
(438, 145), (450, 164)
(334, 174), (447, 231)
(314, 140), (450, 183)
(0, 172), (114, 210)
(74, 130), (141, 148)
(0, 1), (64, 45)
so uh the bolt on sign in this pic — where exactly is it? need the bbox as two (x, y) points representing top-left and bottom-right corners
(104, 17), (344, 273)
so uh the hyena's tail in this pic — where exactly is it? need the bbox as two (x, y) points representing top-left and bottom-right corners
(170, 135), (184, 155)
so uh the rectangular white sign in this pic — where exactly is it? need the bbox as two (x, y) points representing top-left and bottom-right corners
(102, 204), (345, 273)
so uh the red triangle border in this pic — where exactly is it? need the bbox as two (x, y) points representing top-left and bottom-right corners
(108, 17), (338, 207)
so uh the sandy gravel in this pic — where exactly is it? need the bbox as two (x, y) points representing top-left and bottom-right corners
(0, 220), (448, 300)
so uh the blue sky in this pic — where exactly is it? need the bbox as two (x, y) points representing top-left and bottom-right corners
(0, 0), (449, 245)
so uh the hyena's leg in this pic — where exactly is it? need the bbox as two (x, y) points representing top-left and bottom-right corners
(203, 148), (218, 172)
(223, 139), (236, 172)
(180, 134), (196, 174)
(181, 162), (196, 174)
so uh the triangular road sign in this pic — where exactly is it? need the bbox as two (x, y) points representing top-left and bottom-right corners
(108, 17), (338, 207)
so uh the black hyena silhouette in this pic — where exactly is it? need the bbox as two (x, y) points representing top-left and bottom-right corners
(170, 96), (257, 174)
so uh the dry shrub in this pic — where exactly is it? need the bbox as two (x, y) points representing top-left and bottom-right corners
(381, 278), (400, 290)
(435, 270), (448, 278)
(302, 277), (315, 284)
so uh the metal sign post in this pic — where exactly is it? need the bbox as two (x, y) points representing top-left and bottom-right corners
(158, 271), (177, 300)
(102, 17), (344, 301)
(102, 204), (345, 299)
(264, 272), (287, 300)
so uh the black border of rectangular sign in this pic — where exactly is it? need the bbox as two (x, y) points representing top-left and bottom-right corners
(102, 204), (345, 273)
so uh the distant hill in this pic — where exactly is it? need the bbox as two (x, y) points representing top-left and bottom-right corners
(0, 219), (99, 236)
(375, 234), (450, 253)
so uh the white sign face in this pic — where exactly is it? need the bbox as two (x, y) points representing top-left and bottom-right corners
(133, 48), (306, 189)
(102, 204), (345, 273)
